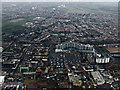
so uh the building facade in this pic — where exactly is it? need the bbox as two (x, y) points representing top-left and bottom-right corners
(55, 42), (94, 53)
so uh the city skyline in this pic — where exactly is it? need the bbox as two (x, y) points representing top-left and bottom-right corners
(1, 0), (120, 2)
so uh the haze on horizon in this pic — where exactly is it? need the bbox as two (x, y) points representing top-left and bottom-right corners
(1, 0), (120, 2)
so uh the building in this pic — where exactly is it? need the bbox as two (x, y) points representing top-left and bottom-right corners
(0, 76), (5, 89)
(68, 72), (82, 87)
(94, 47), (110, 64)
(91, 71), (105, 85)
(20, 67), (29, 73)
(3, 84), (21, 90)
(2, 59), (20, 70)
(0, 47), (2, 52)
(56, 41), (94, 53)
(96, 55), (110, 63)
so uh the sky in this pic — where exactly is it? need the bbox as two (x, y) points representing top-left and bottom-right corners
(1, 0), (120, 2)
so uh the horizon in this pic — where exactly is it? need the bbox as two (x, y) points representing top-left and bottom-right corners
(1, 0), (120, 2)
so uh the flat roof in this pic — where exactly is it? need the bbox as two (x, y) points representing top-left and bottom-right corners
(0, 47), (2, 52)
(91, 71), (105, 85)
(20, 67), (29, 69)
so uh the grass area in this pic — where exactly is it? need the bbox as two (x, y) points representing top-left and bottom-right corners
(9, 18), (25, 22)
(101, 47), (110, 53)
(2, 18), (33, 34)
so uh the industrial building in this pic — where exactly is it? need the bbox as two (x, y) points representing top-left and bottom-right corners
(91, 71), (105, 85)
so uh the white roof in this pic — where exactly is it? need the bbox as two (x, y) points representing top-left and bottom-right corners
(91, 71), (105, 85)
(0, 47), (2, 52)
(42, 59), (48, 61)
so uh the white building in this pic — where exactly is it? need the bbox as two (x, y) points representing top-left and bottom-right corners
(94, 47), (110, 64)
(56, 42), (94, 53)
(0, 76), (5, 89)
(91, 71), (105, 85)
(0, 47), (2, 52)
(96, 54), (110, 63)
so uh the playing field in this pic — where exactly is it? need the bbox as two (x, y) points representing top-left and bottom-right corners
(9, 18), (24, 22)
